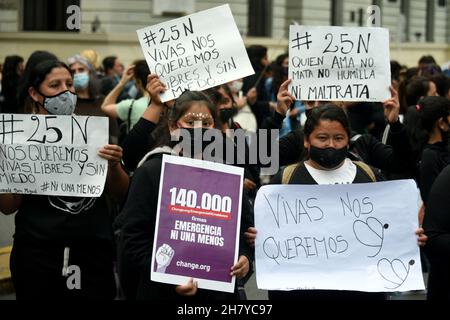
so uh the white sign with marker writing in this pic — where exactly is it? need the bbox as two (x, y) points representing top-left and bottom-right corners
(289, 25), (391, 102)
(255, 180), (425, 292)
(137, 4), (254, 102)
(0, 114), (108, 197)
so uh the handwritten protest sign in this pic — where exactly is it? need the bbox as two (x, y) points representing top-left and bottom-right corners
(151, 155), (244, 293)
(289, 26), (391, 102)
(255, 180), (425, 292)
(137, 4), (254, 102)
(0, 114), (108, 197)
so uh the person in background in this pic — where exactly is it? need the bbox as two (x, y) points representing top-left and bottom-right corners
(423, 164), (450, 300)
(227, 78), (257, 133)
(0, 59), (129, 300)
(80, 49), (103, 79)
(67, 54), (119, 145)
(418, 55), (437, 69)
(0, 55), (24, 114)
(101, 60), (151, 137)
(405, 96), (450, 205)
(431, 73), (450, 99)
(399, 76), (438, 114)
(243, 45), (272, 128)
(100, 56), (133, 101)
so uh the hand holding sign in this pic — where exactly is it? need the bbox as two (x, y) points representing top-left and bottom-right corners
(276, 79), (296, 115)
(175, 277), (198, 296)
(98, 144), (123, 168)
(230, 255), (250, 279)
(146, 73), (167, 106)
(383, 87), (400, 124)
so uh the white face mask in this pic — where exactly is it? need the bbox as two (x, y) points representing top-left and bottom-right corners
(39, 90), (77, 115)
(229, 80), (243, 93)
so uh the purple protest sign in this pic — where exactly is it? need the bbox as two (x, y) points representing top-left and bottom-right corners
(151, 155), (244, 293)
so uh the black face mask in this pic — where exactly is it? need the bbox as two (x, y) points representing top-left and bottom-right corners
(172, 127), (216, 157)
(282, 66), (289, 76)
(309, 145), (348, 169)
(219, 107), (238, 124)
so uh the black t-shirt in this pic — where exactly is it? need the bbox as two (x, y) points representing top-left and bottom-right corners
(14, 194), (113, 242)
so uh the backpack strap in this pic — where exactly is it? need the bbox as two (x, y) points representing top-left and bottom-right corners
(127, 99), (135, 133)
(282, 163), (299, 184)
(352, 161), (376, 182)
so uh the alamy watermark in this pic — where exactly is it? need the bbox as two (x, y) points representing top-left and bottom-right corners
(367, 5), (381, 27)
(172, 128), (280, 175)
(66, 5), (81, 30)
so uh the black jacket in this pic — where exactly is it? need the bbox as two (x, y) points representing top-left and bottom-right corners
(119, 150), (254, 300)
(418, 142), (449, 204)
(423, 165), (450, 300)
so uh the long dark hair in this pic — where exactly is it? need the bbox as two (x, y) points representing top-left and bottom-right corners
(272, 53), (289, 98)
(132, 59), (150, 90)
(19, 51), (58, 113)
(26, 60), (73, 113)
(152, 91), (218, 148)
(405, 96), (450, 157)
(1, 55), (23, 113)
(304, 104), (351, 139)
(399, 76), (431, 113)
(246, 45), (268, 73)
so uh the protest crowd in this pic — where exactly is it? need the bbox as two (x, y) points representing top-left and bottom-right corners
(0, 7), (450, 302)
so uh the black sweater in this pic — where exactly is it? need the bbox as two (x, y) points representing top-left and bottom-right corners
(423, 165), (450, 300)
(418, 142), (449, 204)
(119, 151), (254, 300)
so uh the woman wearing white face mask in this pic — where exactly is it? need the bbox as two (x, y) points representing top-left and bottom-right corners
(0, 59), (129, 300)
(67, 54), (119, 145)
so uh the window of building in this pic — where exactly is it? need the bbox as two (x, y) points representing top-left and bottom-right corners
(248, 0), (272, 37)
(22, 0), (80, 32)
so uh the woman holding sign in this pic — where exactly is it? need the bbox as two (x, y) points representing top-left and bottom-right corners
(119, 90), (254, 300)
(247, 103), (426, 300)
(0, 59), (129, 299)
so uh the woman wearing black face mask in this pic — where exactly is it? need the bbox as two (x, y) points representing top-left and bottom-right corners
(280, 105), (380, 185)
(117, 90), (254, 300)
(0, 60), (129, 300)
(250, 104), (388, 301)
(405, 96), (450, 205)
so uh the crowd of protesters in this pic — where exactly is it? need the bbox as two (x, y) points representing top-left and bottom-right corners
(0, 46), (449, 301)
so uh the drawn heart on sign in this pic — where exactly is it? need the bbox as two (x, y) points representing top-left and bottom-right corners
(377, 258), (415, 289)
(352, 217), (388, 257)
